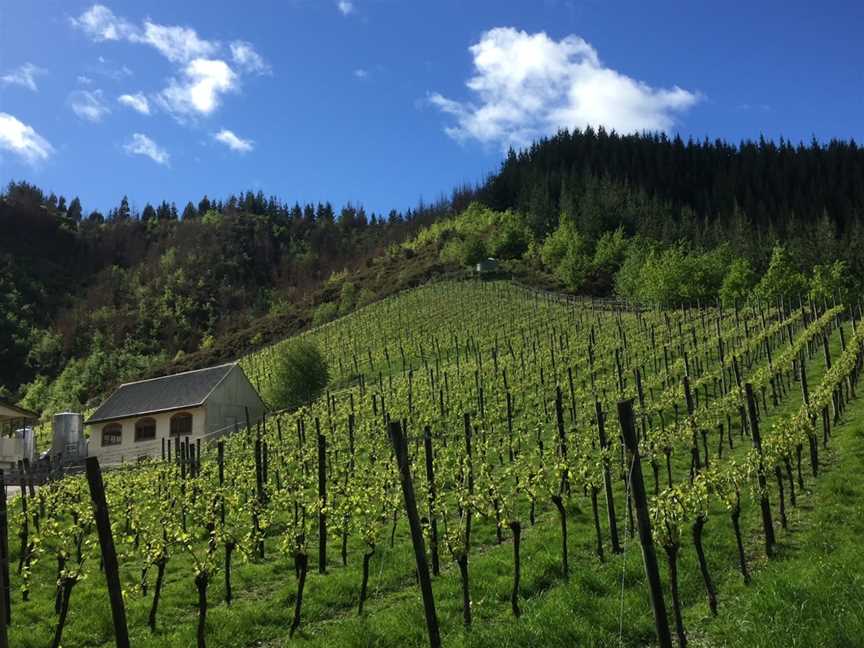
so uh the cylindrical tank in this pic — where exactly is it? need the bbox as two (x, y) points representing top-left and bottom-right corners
(52, 413), (86, 462)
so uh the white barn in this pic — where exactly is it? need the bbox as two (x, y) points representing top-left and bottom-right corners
(86, 362), (265, 463)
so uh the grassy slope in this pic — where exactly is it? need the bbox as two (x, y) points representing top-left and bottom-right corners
(8, 307), (864, 648)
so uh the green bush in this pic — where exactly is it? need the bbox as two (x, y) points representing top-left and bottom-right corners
(312, 302), (338, 327)
(265, 340), (329, 410)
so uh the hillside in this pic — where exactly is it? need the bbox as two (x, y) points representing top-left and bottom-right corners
(6, 279), (864, 647)
(5, 131), (864, 419)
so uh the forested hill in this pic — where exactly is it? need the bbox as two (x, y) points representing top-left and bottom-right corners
(0, 181), (463, 407)
(5, 129), (864, 415)
(478, 128), (864, 264)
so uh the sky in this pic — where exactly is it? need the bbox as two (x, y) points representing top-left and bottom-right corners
(0, 0), (862, 217)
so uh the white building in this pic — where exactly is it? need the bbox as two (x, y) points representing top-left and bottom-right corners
(86, 362), (266, 463)
(0, 400), (38, 469)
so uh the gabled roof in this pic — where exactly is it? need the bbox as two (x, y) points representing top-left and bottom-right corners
(0, 400), (39, 421)
(86, 362), (238, 424)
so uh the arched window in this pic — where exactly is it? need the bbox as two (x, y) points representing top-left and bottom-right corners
(135, 417), (156, 442)
(170, 412), (193, 436)
(101, 423), (122, 447)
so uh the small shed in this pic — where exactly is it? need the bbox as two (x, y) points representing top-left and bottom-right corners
(475, 257), (499, 275)
(86, 362), (266, 463)
(0, 400), (38, 469)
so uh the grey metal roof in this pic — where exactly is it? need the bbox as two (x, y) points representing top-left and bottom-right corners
(86, 362), (237, 424)
(0, 399), (39, 420)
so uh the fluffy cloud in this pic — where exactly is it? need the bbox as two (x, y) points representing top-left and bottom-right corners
(353, 68), (369, 80)
(123, 133), (169, 165)
(71, 5), (268, 120)
(230, 41), (270, 75)
(70, 4), (135, 41)
(157, 59), (237, 117)
(69, 89), (111, 122)
(431, 27), (700, 150)
(0, 113), (55, 164)
(118, 92), (150, 115)
(138, 21), (218, 63)
(338, 1), (354, 15)
(1, 63), (46, 92)
(213, 129), (254, 153)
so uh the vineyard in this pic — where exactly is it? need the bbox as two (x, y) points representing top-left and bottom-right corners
(4, 279), (864, 648)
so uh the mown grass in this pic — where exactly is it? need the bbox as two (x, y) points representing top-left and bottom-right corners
(7, 321), (864, 647)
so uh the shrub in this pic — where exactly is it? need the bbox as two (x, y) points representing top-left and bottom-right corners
(312, 302), (338, 326)
(266, 340), (329, 410)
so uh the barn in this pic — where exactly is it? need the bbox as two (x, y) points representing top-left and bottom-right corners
(85, 362), (266, 463)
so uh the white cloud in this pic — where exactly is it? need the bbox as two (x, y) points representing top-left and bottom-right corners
(0, 113), (55, 164)
(1, 63), (46, 92)
(70, 4), (135, 41)
(157, 58), (237, 117)
(69, 89), (111, 122)
(431, 27), (700, 150)
(71, 5), (267, 120)
(137, 21), (218, 63)
(77, 75), (94, 85)
(118, 92), (150, 115)
(230, 41), (270, 75)
(213, 129), (254, 153)
(338, 1), (354, 15)
(353, 68), (368, 79)
(123, 132), (169, 165)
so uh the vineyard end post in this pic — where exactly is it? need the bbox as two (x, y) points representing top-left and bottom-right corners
(389, 421), (441, 648)
(84, 457), (130, 648)
(618, 399), (673, 648)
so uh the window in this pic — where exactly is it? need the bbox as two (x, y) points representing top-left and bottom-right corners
(135, 417), (156, 442)
(170, 412), (193, 436)
(101, 423), (122, 447)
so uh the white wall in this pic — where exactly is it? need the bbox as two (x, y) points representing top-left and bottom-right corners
(87, 406), (206, 464)
(205, 366), (266, 436)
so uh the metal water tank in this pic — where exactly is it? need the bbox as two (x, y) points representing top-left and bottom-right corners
(52, 413), (87, 463)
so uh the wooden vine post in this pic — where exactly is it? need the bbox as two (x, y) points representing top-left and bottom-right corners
(389, 421), (441, 648)
(85, 457), (130, 648)
(618, 399), (672, 648)
(596, 401), (622, 553)
(422, 425), (440, 577)
(744, 383), (776, 556)
(0, 469), (9, 628)
(317, 423), (327, 574)
(0, 471), (7, 648)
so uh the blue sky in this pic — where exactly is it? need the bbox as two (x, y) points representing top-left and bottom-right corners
(1, 0), (862, 216)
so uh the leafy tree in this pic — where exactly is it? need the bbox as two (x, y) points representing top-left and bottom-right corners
(541, 221), (590, 290)
(719, 257), (755, 306)
(592, 226), (628, 273)
(265, 340), (329, 410)
(755, 245), (807, 303)
(461, 234), (487, 266)
(810, 260), (850, 304)
(489, 211), (531, 259)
